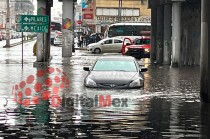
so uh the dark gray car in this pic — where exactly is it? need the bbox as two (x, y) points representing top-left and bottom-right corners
(83, 56), (148, 89)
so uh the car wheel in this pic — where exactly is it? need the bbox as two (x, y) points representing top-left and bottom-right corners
(94, 48), (101, 54)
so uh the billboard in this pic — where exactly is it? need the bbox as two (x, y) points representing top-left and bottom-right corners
(81, 0), (94, 23)
(81, 0), (93, 9)
(83, 13), (93, 19)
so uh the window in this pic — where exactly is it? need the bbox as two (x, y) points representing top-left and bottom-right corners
(142, 39), (150, 44)
(108, 25), (150, 37)
(93, 60), (137, 72)
(134, 39), (150, 45)
(104, 39), (113, 44)
(114, 39), (123, 43)
(135, 39), (141, 45)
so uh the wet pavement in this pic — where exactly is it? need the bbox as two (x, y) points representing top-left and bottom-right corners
(0, 40), (209, 139)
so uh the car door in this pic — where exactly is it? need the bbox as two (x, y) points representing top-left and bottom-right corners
(100, 39), (113, 53)
(122, 37), (132, 54)
(113, 39), (123, 52)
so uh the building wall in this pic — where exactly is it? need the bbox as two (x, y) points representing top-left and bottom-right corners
(180, 0), (201, 66)
(96, 0), (150, 16)
(95, 0), (151, 23)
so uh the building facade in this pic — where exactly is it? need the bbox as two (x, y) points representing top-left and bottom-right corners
(95, 0), (151, 24)
(81, 0), (151, 33)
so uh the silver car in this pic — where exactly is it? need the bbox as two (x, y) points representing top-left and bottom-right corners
(87, 38), (123, 54)
(54, 35), (62, 46)
(83, 55), (148, 89)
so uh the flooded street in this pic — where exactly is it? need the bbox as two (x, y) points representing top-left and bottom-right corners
(0, 41), (208, 138)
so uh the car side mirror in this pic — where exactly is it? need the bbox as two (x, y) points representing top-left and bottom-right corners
(140, 67), (148, 72)
(101, 42), (104, 45)
(126, 43), (130, 46)
(83, 67), (90, 71)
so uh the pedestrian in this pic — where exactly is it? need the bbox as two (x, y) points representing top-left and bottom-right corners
(82, 34), (86, 46)
(96, 33), (101, 42)
(79, 34), (83, 47)
(85, 34), (90, 46)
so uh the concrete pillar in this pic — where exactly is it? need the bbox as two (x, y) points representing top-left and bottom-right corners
(46, 1), (51, 61)
(171, 1), (183, 67)
(37, 0), (47, 62)
(163, 4), (172, 65)
(200, 0), (210, 103)
(62, 0), (74, 57)
(150, 7), (157, 64)
(156, 6), (164, 64)
(201, 103), (210, 136)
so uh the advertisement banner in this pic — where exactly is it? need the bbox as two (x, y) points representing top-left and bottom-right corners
(83, 14), (93, 19)
(81, 0), (93, 9)
(81, 0), (93, 24)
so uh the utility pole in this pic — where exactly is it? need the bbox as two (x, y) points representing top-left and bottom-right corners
(118, 0), (122, 22)
(4, 0), (10, 48)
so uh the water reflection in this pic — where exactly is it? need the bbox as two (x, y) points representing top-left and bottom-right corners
(200, 103), (210, 139)
(0, 44), (205, 138)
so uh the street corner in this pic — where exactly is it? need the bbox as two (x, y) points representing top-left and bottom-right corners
(11, 66), (70, 108)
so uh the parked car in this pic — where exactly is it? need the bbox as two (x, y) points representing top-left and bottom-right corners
(87, 37), (123, 54)
(83, 56), (148, 89)
(51, 30), (62, 45)
(121, 36), (150, 59)
(54, 35), (62, 46)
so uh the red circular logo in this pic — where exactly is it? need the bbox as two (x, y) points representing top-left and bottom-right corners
(12, 67), (70, 108)
(77, 20), (82, 24)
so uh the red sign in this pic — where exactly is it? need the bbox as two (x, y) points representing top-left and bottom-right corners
(77, 20), (82, 24)
(83, 14), (93, 19)
(82, 8), (93, 12)
(0, 24), (3, 29)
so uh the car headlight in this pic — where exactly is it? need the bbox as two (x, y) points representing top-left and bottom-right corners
(145, 48), (150, 52)
(85, 78), (97, 87)
(129, 78), (143, 88)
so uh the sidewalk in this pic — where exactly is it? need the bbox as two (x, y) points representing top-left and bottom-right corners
(0, 38), (36, 48)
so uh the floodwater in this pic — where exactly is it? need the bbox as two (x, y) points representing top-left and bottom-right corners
(0, 40), (208, 139)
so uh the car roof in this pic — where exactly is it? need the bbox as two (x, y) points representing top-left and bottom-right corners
(97, 55), (136, 60)
(104, 37), (123, 41)
(100, 37), (123, 41)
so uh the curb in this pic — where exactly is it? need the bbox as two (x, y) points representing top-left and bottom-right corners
(75, 48), (87, 50)
(3, 39), (36, 48)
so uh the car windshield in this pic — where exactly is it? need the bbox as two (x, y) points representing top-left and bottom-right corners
(92, 59), (137, 72)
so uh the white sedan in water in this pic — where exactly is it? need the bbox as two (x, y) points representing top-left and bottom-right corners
(87, 38), (123, 54)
